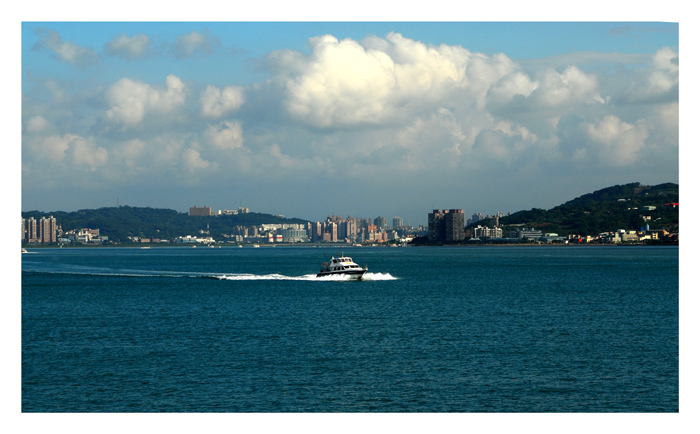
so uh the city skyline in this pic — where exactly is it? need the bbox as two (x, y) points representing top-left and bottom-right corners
(19, 9), (680, 227)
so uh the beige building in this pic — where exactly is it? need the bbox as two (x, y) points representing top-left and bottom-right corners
(189, 206), (212, 216)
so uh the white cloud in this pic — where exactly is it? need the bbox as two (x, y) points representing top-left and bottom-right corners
(273, 33), (518, 128)
(613, 47), (679, 104)
(24, 133), (107, 171)
(488, 71), (538, 106)
(584, 115), (649, 165)
(104, 34), (151, 59)
(26, 134), (74, 161)
(71, 137), (109, 170)
(34, 28), (98, 67)
(531, 66), (604, 107)
(25, 116), (53, 134)
(652, 46), (679, 73)
(115, 139), (147, 169)
(206, 121), (244, 150)
(174, 30), (220, 58)
(270, 33), (602, 129)
(654, 103), (679, 142)
(182, 148), (212, 172)
(200, 85), (245, 118)
(104, 75), (186, 126)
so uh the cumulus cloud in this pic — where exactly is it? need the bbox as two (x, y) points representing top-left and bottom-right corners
(104, 34), (151, 59)
(71, 137), (109, 170)
(612, 47), (678, 105)
(654, 103), (679, 143)
(530, 66), (605, 108)
(104, 75), (186, 126)
(200, 85), (245, 118)
(270, 32), (505, 128)
(174, 30), (221, 58)
(268, 33), (606, 130)
(26, 134), (74, 161)
(25, 116), (53, 134)
(584, 115), (649, 165)
(24, 133), (107, 171)
(33, 28), (99, 67)
(487, 71), (538, 106)
(115, 139), (147, 169)
(652, 46), (679, 73)
(182, 148), (212, 172)
(206, 121), (244, 150)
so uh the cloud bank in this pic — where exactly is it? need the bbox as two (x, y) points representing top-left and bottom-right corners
(22, 29), (679, 221)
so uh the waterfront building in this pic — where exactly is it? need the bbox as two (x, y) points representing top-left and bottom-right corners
(474, 225), (502, 239)
(428, 210), (446, 242)
(23, 217), (39, 243)
(429, 209), (465, 242)
(281, 228), (309, 243)
(40, 216), (57, 243)
(445, 209), (465, 242)
(517, 228), (542, 240)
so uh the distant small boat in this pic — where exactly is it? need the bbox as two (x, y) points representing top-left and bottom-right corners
(316, 255), (367, 280)
(140, 246), (151, 249)
(22, 248), (28, 253)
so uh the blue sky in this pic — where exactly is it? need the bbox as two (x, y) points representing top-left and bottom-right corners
(20, 13), (680, 226)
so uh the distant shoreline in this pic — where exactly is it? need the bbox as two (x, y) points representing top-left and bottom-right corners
(21, 242), (677, 250)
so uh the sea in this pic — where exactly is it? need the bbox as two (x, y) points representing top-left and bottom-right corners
(21, 245), (679, 413)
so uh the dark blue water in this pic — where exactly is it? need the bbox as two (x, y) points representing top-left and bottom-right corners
(22, 246), (678, 412)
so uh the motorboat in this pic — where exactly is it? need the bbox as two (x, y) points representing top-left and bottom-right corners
(317, 255), (367, 280)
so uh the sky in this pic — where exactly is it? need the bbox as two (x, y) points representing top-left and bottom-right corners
(19, 8), (681, 226)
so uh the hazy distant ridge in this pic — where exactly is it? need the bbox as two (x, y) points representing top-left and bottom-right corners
(22, 182), (679, 241)
(21, 207), (309, 242)
(495, 182), (679, 235)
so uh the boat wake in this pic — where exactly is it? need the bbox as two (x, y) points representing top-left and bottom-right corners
(23, 267), (397, 281)
(216, 272), (397, 281)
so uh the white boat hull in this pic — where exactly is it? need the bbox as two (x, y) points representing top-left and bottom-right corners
(316, 269), (367, 280)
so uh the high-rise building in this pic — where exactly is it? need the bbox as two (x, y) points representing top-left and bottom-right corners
(392, 217), (403, 229)
(346, 217), (358, 242)
(429, 209), (465, 242)
(445, 209), (465, 242)
(428, 209), (446, 242)
(374, 216), (387, 230)
(26, 217), (38, 242)
(39, 216), (57, 243)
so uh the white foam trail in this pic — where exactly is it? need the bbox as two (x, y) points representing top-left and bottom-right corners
(361, 272), (397, 281)
(217, 273), (317, 281)
(216, 272), (397, 281)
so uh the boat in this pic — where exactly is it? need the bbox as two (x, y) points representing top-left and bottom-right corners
(316, 255), (367, 280)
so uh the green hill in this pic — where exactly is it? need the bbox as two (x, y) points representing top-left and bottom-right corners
(21, 206), (309, 242)
(491, 182), (679, 236)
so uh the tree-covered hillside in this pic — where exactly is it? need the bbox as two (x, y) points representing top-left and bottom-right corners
(21, 206), (309, 242)
(492, 182), (678, 236)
